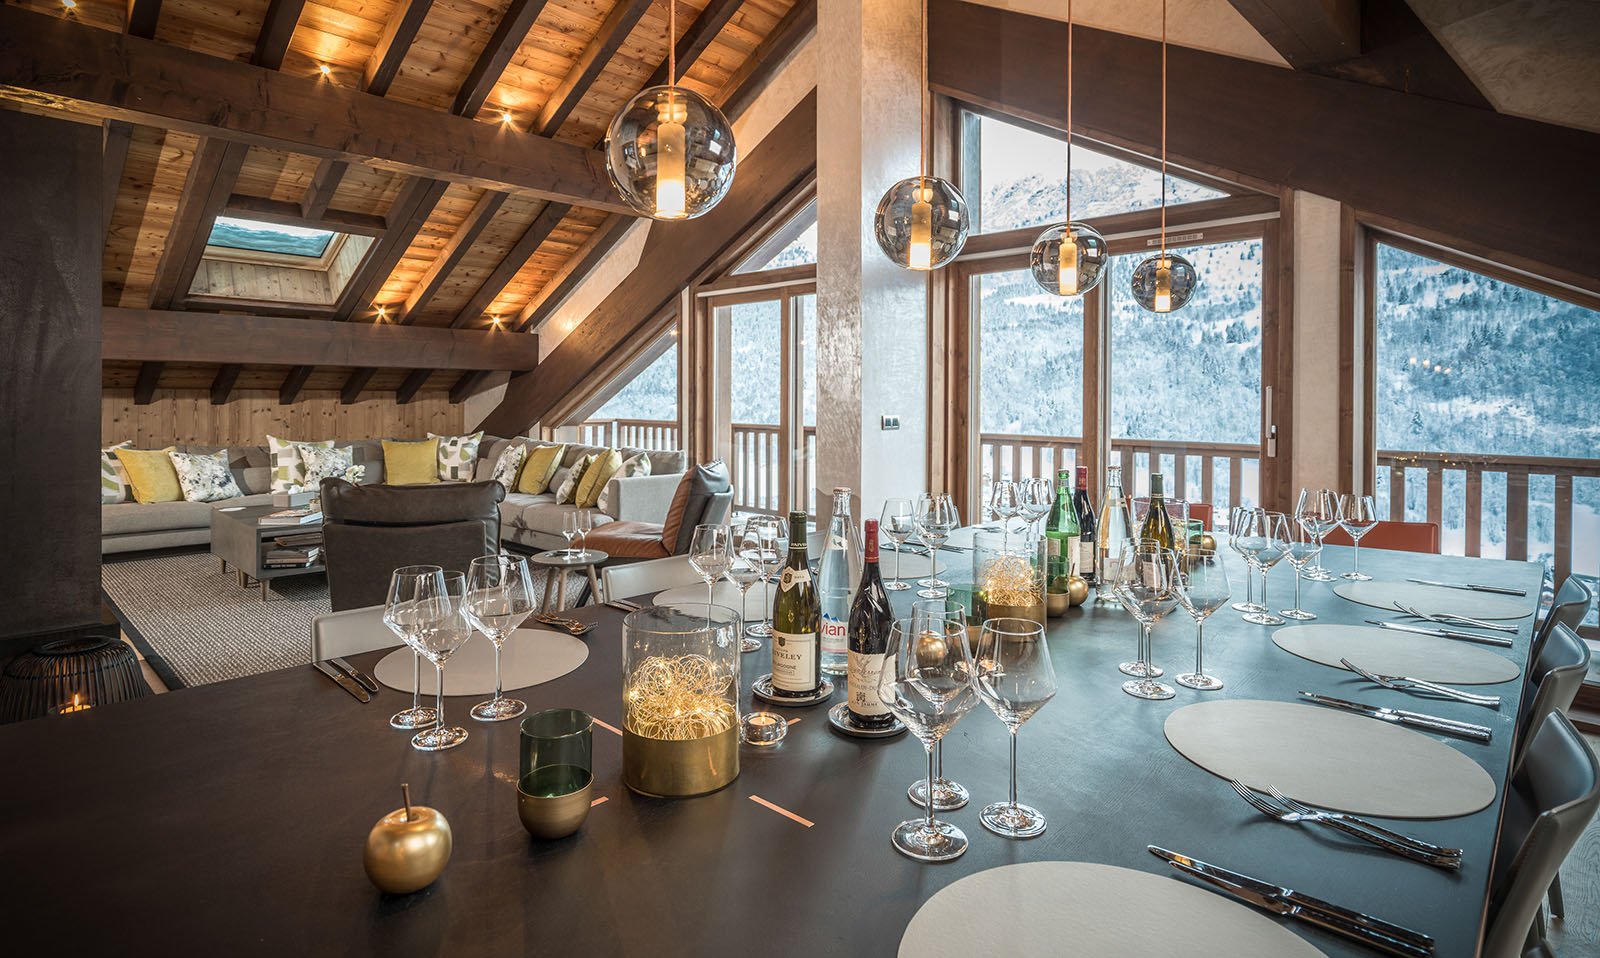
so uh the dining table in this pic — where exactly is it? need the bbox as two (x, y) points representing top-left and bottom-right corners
(0, 537), (1545, 956)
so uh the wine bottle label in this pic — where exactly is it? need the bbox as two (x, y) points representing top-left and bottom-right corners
(1047, 538), (1062, 557)
(771, 629), (817, 691)
(1079, 540), (1096, 575)
(820, 613), (848, 657)
(847, 650), (889, 716)
(780, 566), (811, 591)
(1066, 534), (1080, 576)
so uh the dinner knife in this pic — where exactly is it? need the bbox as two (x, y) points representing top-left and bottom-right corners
(1366, 619), (1514, 648)
(1148, 847), (1434, 956)
(313, 661), (370, 703)
(1406, 578), (1526, 597)
(1299, 692), (1492, 743)
(330, 657), (379, 693)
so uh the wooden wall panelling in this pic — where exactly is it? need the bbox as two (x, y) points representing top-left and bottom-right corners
(102, 388), (465, 446)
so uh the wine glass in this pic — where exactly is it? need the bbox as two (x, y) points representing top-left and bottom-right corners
(973, 617), (1057, 838)
(1337, 493), (1379, 580)
(1241, 512), (1290, 627)
(880, 498), (916, 592)
(383, 565), (444, 730)
(915, 494), (960, 599)
(746, 515), (786, 639)
(464, 554), (536, 722)
(688, 524), (733, 607)
(575, 509), (594, 559)
(407, 571), (472, 751)
(879, 617), (979, 862)
(1114, 545), (1181, 700)
(1228, 506), (1265, 614)
(1019, 476), (1053, 545)
(561, 511), (581, 557)
(906, 598), (971, 812)
(1296, 488), (1340, 582)
(730, 527), (766, 652)
(1174, 549), (1231, 691)
(990, 479), (1020, 552)
(1281, 520), (1322, 621)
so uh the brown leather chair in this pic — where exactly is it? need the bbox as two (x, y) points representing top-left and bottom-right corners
(585, 461), (732, 561)
(1322, 519), (1440, 554)
(1132, 498), (1213, 531)
(319, 478), (505, 611)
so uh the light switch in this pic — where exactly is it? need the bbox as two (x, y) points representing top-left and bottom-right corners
(881, 415), (900, 430)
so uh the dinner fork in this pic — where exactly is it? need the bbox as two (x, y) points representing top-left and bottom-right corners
(1226, 780), (1462, 869)
(1340, 658), (1502, 708)
(1265, 787), (1464, 861)
(1392, 602), (1517, 634)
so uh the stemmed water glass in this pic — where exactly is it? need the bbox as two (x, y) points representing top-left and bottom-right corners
(1281, 521), (1322, 621)
(575, 509), (595, 559)
(973, 617), (1057, 838)
(915, 494), (960, 599)
(906, 598), (971, 812)
(730, 525), (766, 652)
(464, 554), (536, 722)
(384, 565), (444, 730)
(1228, 506), (1265, 614)
(1174, 549), (1231, 691)
(880, 498), (916, 592)
(561, 511), (582, 557)
(1296, 488), (1340, 582)
(1338, 493), (1379, 580)
(746, 516), (786, 639)
(880, 616), (979, 862)
(407, 571), (472, 751)
(1241, 511), (1291, 626)
(688, 524), (733, 607)
(990, 479), (1020, 552)
(1019, 477), (1053, 545)
(1114, 545), (1181, 700)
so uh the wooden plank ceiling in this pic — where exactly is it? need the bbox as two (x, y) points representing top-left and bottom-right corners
(7, 0), (799, 402)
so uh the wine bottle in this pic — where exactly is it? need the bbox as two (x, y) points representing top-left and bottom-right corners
(817, 487), (861, 677)
(846, 519), (895, 729)
(1139, 472), (1176, 551)
(771, 510), (823, 697)
(1074, 466), (1098, 586)
(1044, 469), (1080, 583)
(1096, 465), (1134, 603)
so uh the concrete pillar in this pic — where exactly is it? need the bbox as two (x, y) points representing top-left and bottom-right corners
(1290, 190), (1343, 493)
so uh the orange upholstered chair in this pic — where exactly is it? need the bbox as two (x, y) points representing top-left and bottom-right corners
(1322, 520), (1439, 554)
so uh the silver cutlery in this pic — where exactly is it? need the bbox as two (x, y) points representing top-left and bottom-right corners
(1226, 779), (1461, 869)
(313, 660), (370, 703)
(1148, 846), (1435, 957)
(604, 600), (643, 613)
(1299, 691), (1493, 743)
(1367, 619), (1514, 649)
(535, 612), (595, 636)
(1265, 786), (1464, 860)
(1340, 657), (1501, 709)
(1406, 578), (1526, 597)
(330, 657), (379, 693)
(1392, 602), (1517, 634)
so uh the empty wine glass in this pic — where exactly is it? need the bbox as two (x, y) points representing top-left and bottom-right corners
(1281, 521), (1322, 621)
(464, 554), (536, 722)
(1228, 506), (1265, 614)
(730, 528), (766, 652)
(1019, 476), (1053, 545)
(1296, 487), (1340, 582)
(561, 511), (581, 557)
(907, 598), (971, 812)
(575, 509), (595, 559)
(973, 617), (1057, 838)
(990, 479), (1020, 552)
(1115, 545), (1181, 700)
(746, 516), (786, 639)
(1241, 512), (1290, 626)
(407, 571), (472, 751)
(383, 564), (444, 730)
(880, 498), (916, 592)
(879, 617), (979, 862)
(1338, 493), (1379, 581)
(915, 494), (960, 599)
(1174, 549), (1231, 691)
(688, 524), (733, 607)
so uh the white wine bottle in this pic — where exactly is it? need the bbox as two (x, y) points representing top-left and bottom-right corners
(771, 510), (823, 698)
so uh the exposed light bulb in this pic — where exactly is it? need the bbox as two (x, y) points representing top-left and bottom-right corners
(908, 180), (934, 270)
(1153, 258), (1173, 313)
(501, 109), (514, 125)
(1058, 231), (1079, 295)
(375, 305), (388, 321)
(654, 93), (688, 219)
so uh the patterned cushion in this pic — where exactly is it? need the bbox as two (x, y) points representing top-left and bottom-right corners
(575, 448), (623, 509)
(428, 431), (484, 482)
(101, 441), (133, 504)
(382, 438), (441, 485)
(553, 456), (594, 505)
(517, 443), (566, 495)
(300, 444), (355, 488)
(115, 446), (183, 504)
(167, 449), (243, 503)
(267, 435), (334, 494)
(596, 452), (652, 515)
(489, 442), (528, 492)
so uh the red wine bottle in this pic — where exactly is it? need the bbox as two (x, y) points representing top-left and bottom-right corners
(846, 519), (895, 729)
(1074, 466), (1098, 586)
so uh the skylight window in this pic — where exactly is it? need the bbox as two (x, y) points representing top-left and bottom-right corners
(207, 216), (336, 258)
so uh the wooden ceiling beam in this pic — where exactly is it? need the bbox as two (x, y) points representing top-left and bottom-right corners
(133, 361), (163, 405)
(339, 368), (376, 405)
(365, 0), (434, 96)
(717, 0), (815, 123)
(449, 370), (492, 404)
(209, 363), (242, 405)
(124, 0), (161, 38)
(1309, 0), (1491, 110)
(105, 308), (544, 371)
(450, 201), (569, 328)
(535, 0), (652, 137)
(395, 368), (433, 404)
(251, 0), (308, 71)
(643, 0), (745, 89)
(398, 190), (507, 324)
(512, 211), (629, 332)
(456, 0), (552, 118)
(223, 195), (388, 237)
(102, 120), (132, 239)
(300, 158), (345, 220)
(147, 137), (248, 308)
(1224, 0), (1359, 68)
(279, 365), (313, 404)
(331, 177), (452, 321)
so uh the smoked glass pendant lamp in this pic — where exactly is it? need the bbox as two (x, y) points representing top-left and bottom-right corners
(874, 0), (969, 270)
(605, 0), (736, 220)
(1030, 0), (1106, 296)
(1132, 0), (1197, 313)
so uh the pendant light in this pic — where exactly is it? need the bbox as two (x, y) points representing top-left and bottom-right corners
(605, 0), (736, 220)
(1131, 0), (1196, 312)
(874, 0), (969, 270)
(1029, 0), (1106, 296)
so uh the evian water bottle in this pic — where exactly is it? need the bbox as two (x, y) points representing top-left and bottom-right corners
(817, 487), (862, 676)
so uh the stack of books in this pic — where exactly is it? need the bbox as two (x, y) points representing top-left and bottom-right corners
(260, 507), (322, 526)
(265, 545), (322, 569)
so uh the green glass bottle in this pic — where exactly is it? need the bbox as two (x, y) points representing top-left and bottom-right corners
(1044, 469), (1080, 583)
(770, 511), (822, 697)
(1139, 473), (1176, 551)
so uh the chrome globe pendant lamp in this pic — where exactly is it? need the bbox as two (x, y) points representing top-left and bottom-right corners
(1132, 0), (1197, 312)
(874, 0), (969, 270)
(1029, 0), (1106, 296)
(604, 0), (736, 220)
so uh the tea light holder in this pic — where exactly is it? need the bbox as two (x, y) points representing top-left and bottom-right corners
(741, 710), (787, 747)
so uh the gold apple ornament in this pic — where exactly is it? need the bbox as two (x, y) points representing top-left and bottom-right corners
(363, 783), (452, 894)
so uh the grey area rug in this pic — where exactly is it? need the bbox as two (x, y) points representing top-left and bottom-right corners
(102, 552), (588, 689)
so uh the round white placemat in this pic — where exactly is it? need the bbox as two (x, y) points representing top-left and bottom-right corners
(1333, 580), (1530, 620)
(1274, 624), (1520, 685)
(653, 581), (770, 621)
(898, 861), (1325, 958)
(1164, 699), (1495, 819)
(375, 628), (588, 695)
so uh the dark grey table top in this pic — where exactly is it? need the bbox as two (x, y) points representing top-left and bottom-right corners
(0, 544), (1541, 956)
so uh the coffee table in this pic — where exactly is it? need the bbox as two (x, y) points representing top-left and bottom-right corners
(529, 549), (607, 613)
(210, 505), (325, 600)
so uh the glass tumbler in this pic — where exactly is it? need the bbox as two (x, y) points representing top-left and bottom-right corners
(517, 708), (594, 840)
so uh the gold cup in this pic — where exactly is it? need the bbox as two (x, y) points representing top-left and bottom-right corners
(517, 770), (593, 840)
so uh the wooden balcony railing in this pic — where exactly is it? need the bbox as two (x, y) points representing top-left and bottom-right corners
(577, 418), (680, 451)
(730, 422), (816, 515)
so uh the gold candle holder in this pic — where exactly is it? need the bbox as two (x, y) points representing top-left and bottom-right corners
(621, 605), (742, 798)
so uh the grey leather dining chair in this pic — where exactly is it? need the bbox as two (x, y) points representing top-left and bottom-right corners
(1515, 623), (1593, 771)
(1528, 576), (1592, 672)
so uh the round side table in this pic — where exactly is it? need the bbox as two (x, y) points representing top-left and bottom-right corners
(530, 550), (609, 614)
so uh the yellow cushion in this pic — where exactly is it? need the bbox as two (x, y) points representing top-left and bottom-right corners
(575, 448), (623, 509)
(114, 447), (182, 504)
(517, 443), (566, 495)
(382, 439), (441, 485)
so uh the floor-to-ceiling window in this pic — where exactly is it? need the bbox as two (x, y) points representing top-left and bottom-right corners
(576, 328), (681, 451)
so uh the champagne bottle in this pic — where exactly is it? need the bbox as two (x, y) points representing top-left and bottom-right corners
(770, 510), (823, 697)
(1096, 465), (1134, 603)
(1044, 469), (1080, 583)
(1139, 473), (1176, 551)
(846, 519), (895, 729)
(1074, 466), (1098, 586)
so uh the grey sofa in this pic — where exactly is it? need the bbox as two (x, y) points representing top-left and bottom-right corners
(100, 436), (688, 555)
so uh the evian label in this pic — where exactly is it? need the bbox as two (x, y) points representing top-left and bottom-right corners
(771, 629), (816, 691)
(780, 566), (811, 591)
(821, 614), (848, 659)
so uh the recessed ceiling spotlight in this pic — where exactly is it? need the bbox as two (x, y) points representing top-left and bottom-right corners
(62, 0), (78, 10)
(318, 64), (333, 78)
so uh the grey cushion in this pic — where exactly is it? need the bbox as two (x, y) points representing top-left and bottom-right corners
(230, 445), (272, 494)
(345, 439), (386, 484)
(475, 436), (511, 482)
(500, 492), (556, 529)
(520, 502), (615, 537)
(216, 493), (278, 509)
(636, 448), (685, 474)
(102, 500), (215, 536)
